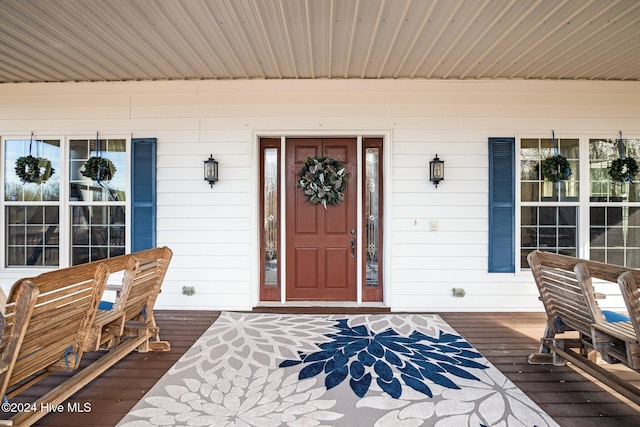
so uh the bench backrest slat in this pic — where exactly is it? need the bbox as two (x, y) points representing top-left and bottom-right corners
(0, 281), (39, 397)
(618, 272), (640, 343)
(534, 250), (640, 284)
(100, 247), (172, 325)
(529, 251), (607, 336)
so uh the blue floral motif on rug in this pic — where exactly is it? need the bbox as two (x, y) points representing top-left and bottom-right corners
(280, 319), (489, 400)
(117, 312), (560, 427)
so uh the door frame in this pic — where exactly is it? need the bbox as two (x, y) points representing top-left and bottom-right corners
(253, 131), (392, 305)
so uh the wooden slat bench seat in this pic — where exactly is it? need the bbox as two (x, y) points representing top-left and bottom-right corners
(0, 247), (172, 427)
(0, 262), (109, 426)
(527, 250), (640, 406)
(85, 247), (172, 353)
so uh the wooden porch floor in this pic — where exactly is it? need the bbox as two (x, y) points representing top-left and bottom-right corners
(21, 310), (640, 426)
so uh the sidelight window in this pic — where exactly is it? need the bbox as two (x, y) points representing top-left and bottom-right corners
(260, 139), (281, 300)
(363, 138), (383, 301)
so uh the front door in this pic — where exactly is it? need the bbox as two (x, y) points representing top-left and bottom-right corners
(285, 138), (357, 300)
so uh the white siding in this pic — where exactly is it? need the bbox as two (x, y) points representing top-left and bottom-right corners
(1, 79), (639, 311)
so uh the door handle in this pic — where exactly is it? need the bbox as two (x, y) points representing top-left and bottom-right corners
(350, 237), (356, 259)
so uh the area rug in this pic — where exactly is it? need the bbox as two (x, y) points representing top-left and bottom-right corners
(118, 312), (559, 427)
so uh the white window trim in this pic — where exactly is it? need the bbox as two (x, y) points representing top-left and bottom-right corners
(1, 133), (131, 273)
(515, 132), (640, 273)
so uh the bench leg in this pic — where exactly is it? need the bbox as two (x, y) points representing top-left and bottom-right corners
(122, 325), (170, 353)
(528, 323), (557, 365)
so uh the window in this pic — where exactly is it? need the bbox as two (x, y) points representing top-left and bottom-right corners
(259, 138), (280, 301)
(519, 137), (579, 268)
(514, 135), (640, 270)
(362, 138), (384, 301)
(4, 138), (61, 266)
(589, 138), (640, 267)
(3, 136), (129, 268)
(69, 137), (127, 265)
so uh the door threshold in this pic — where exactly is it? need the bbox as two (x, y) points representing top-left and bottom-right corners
(254, 301), (390, 314)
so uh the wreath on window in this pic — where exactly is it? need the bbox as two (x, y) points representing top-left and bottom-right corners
(81, 156), (116, 181)
(15, 155), (55, 184)
(298, 156), (347, 208)
(608, 157), (639, 182)
(541, 154), (571, 182)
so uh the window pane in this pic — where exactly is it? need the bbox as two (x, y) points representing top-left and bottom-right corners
(520, 138), (578, 203)
(521, 206), (537, 225)
(630, 207), (640, 226)
(590, 227), (605, 246)
(539, 207), (555, 225)
(71, 205), (126, 265)
(520, 182), (539, 202)
(365, 148), (381, 287)
(6, 205), (59, 266)
(4, 139), (61, 202)
(69, 138), (126, 202)
(590, 207), (605, 225)
(263, 148), (278, 287)
(589, 138), (640, 202)
(520, 206), (577, 268)
(589, 206), (640, 267)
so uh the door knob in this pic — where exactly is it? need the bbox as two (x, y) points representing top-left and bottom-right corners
(350, 237), (356, 258)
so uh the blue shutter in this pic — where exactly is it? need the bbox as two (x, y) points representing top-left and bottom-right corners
(131, 138), (157, 252)
(488, 137), (515, 272)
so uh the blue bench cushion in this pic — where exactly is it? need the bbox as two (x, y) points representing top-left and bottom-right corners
(602, 310), (631, 323)
(98, 301), (114, 310)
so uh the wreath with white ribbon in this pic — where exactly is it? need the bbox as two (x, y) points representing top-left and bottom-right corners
(609, 157), (639, 182)
(82, 156), (116, 182)
(15, 155), (55, 184)
(298, 156), (347, 208)
(541, 154), (571, 182)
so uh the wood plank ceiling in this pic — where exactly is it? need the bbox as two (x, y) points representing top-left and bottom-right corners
(1, 0), (639, 84)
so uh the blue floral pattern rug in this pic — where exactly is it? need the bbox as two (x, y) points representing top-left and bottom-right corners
(118, 312), (559, 427)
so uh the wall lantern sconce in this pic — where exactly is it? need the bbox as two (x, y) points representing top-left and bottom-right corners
(204, 154), (219, 188)
(429, 154), (444, 188)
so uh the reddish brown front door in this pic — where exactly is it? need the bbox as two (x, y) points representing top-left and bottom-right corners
(285, 138), (357, 300)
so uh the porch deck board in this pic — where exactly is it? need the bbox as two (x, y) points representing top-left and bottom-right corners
(22, 310), (640, 426)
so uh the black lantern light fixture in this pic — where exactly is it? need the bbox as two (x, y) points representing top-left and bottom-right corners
(204, 154), (219, 188)
(429, 154), (444, 188)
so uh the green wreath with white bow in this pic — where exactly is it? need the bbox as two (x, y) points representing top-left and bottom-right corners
(609, 157), (639, 182)
(15, 155), (55, 184)
(298, 156), (347, 208)
(541, 154), (571, 182)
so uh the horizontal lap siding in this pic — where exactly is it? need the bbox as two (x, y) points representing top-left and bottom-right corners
(1, 80), (640, 310)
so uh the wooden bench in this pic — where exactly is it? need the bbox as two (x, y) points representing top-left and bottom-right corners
(527, 250), (640, 405)
(0, 247), (172, 426)
(85, 246), (173, 353)
(0, 262), (109, 426)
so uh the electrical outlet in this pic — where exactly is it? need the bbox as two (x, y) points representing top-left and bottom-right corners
(452, 288), (466, 298)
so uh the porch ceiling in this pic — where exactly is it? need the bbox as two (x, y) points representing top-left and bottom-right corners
(1, 0), (639, 84)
